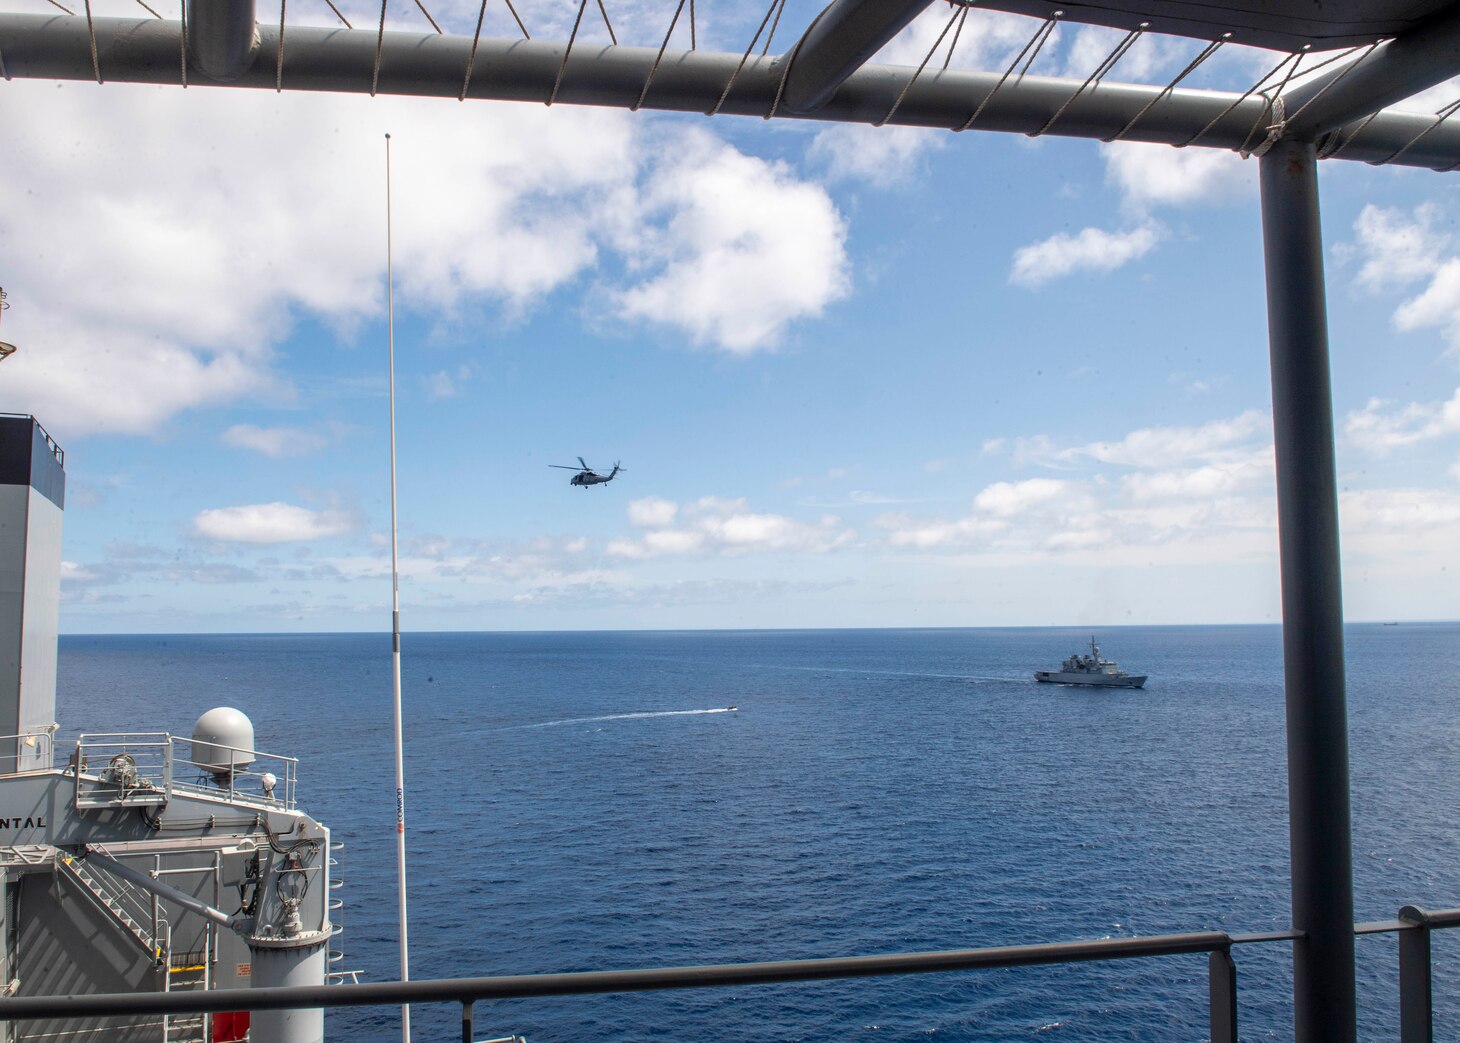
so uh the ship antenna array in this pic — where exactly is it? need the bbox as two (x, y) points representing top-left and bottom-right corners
(385, 132), (413, 1043)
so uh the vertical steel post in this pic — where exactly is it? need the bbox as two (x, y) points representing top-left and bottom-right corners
(1258, 135), (1357, 1043)
(1208, 948), (1238, 1043)
(1399, 907), (1434, 1043)
(461, 1001), (473, 1043)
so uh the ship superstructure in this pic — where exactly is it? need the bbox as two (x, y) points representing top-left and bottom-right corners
(1035, 637), (1147, 689)
(0, 417), (338, 1043)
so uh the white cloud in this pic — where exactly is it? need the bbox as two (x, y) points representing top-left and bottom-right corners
(627, 496), (679, 528)
(192, 502), (355, 544)
(1345, 389), (1460, 454)
(808, 125), (945, 187)
(613, 129), (849, 353)
(608, 496), (854, 559)
(1352, 204), (1449, 290)
(1048, 410), (1270, 469)
(1346, 204), (1460, 352)
(1103, 142), (1250, 209)
(423, 371), (459, 400)
(1, 81), (846, 438)
(1010, 224), (1161, 287)
(222, 424), (332, 457)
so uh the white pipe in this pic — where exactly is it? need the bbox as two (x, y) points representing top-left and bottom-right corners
(385, 131), (413, 1043)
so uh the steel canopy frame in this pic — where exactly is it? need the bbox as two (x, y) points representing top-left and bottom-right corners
(8, 13), (1460, 169)
(7, 2), (1460, 1041)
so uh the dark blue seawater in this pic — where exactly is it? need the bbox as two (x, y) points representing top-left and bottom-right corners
(54, 624), (1460, 1041)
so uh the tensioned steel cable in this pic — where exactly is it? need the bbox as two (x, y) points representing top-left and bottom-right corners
(1033, 22), (1146, 137)
(634, 0), (690, 111)
(548, 0), (593, 105)
(413, 0), (443, 34)
(596, 0), (617, 45)
(708, 0), (785, 116)
(371, 0), (388, 96)
(1103, 33), (1227, 143)
(955, 10), (1060, 132)
(178, 0), (187, 85)
(43, 0), (76, 14)
(135, 0), (162, 18)
(1179, 46), (1299, 147)
(275, 0), (287, 91)
(83, 0), (101, 82)
(765, 1), (830, 119)
(324, 0), (353, 28)
(876, 2), (965, 127)
(461, 0), (490, 99)
(504, 0), (530, 38)
(1376, 94), (1460, 165)
(942, 1), (971, 72)
(760, 0), (786, 56)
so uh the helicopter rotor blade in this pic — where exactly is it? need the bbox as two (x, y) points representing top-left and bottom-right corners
(578, 456), (590, 470)
(548, 465), (582, 469)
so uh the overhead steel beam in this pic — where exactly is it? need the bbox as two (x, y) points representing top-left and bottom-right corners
(185, 0), (258, 81)
(1283, 2), (1460, 139)
(778, 0), (937, 114)
(5, 14), (1460, 168)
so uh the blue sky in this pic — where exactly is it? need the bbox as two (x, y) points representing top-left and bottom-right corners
(2, 0), (1459, 632)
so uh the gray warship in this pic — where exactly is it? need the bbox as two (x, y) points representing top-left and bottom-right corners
(1035, 637), (1147, 689)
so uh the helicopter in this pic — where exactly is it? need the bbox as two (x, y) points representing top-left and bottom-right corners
(550, 457), (625, 487)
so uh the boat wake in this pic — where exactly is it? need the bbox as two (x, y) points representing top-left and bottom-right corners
(518, 708), (738, 729)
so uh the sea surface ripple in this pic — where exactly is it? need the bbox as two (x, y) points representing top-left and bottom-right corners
(55, 624), (1460, 1041)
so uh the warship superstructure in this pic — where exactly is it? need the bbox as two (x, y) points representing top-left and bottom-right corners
(1035, 637), (1147, 689)
(0, 415), (337, 1043)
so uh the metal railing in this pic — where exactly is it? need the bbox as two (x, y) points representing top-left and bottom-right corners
(0, 730), (56, 774)
(68, 733), (299, 810)
(0, 907), (1456, 1042)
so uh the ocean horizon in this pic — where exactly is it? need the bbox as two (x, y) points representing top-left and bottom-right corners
(55, 622), (1460, 1041)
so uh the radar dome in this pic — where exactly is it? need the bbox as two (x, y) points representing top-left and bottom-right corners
(191, 707), (255, 778)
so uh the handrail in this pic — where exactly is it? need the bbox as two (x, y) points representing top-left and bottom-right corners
(0, 908), (1451, 1038)
(0, 928), (1246, 1019)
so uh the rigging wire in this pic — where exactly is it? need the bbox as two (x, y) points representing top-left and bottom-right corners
(708, 0), (784, 117)
(178, 0), (187, 86)
(134, 0), (162, 18)
(83, 0), (102, 83)
(371, 0), (388, 96)
(633, 0), (689, 111)
(44, 0), (76, 14)
(759, 0), (785, 57)
(1375, 94), (1460, 165)
(876, 2), (964, 128)
(275, 0), (287, 92)
(1032, 21), (1146, 137)
(324, 0), (353, 28)
(413, 0), (443, 34)
(942, 2), (971, 72)
(461, 0), (490, 99)
(1103, 33), (1227, 143)
(596, 0), (617, 45)
(955, 10), (1060, 133)
(548, 0), (592, 105)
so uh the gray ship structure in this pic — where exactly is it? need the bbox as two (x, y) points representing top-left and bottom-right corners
(0, 415), (339, 1043)
(1035, 638), (1147, 689)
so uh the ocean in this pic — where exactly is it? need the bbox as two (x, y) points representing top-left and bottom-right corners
(55, 623), (1460, 1041)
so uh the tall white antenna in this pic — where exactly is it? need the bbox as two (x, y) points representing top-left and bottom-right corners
(385, 131), (413, 1043)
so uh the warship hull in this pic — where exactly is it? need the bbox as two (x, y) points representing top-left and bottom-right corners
(1035, 670), (1147, 688)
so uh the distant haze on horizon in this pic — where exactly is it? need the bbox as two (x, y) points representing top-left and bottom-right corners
(3, 0), (1459, 634)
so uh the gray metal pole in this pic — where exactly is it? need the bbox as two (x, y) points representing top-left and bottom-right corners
(1257, 136), (1357, 1043)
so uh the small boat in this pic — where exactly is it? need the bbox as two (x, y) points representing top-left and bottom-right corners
(1035, 637), (1147, 689)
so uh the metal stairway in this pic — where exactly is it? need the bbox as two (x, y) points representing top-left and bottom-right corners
(55, 853), (164, 962)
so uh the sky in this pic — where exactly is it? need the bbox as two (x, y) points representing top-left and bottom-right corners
(2, 0), (1460, 633)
